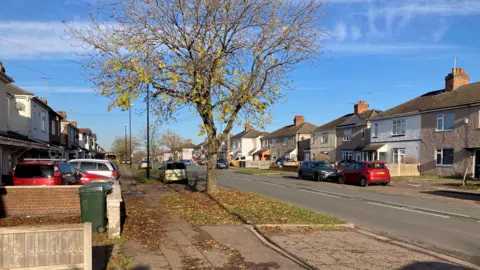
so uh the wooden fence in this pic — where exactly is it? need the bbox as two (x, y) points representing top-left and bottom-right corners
(386, 163), (420, 177)
(0, 223), (92, 270)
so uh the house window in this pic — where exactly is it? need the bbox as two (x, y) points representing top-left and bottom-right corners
(372, 123), (378, 138)
(291, 137), (296, 146)
(378, 152), (387, 161)
(321, 132), (328, 144)
(436, 149), (454, 166)
(271, 138), (276, 147)
(437, 113), (455, 131)
(283, 137), (288, 146)
(361, 128), (365, 140)
(343, 129), (352, 141)
(392, 149), (406, 164)
(312, 153), (316, 161)
(341, 151), (352, 161)
(361, 152), (369, 161)
(51, 120), (56, 135)
(392, 119), (406, 135)
(41, 111), (46, 132)
(311, 135), (316, 144)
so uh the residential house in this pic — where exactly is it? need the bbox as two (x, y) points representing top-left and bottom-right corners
(176, 139), (197, 160)
(336, 101), (381, 162)
(194, 142), (207, 158)
(261, 116), (317, 161)
(59, 111), (80, 160)
(417, 68), (480, 178)
(230, 125), (268, 160)
(79, 128), (94, 158)
(310, 114), (353, 162)
(194, 137), (230, 159)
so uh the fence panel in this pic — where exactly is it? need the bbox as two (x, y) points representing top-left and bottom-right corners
(0, 223), (91, 269)
(386, 164), (420, 177)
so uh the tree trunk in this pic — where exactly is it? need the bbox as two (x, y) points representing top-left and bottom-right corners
(206, 151), (218, 194)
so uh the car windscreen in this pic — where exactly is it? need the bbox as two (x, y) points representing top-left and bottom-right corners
(217, 158), (226, 163)
(167, 163), (186, 170)
(109, 162), (118, 170)
(368, 163), (386, 169)
(314, 162), (332, 168)
(15, 165), (54, 178)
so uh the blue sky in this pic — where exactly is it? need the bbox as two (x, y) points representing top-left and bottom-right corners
(1, 0), (479, 150)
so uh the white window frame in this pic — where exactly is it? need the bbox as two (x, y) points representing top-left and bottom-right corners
(283, 137), (288, 146)
(41, 111), (46, 132)
(392, 119), (406, 135)
(343, 129), (352, 141)
(372, 123), (378, 138)
(321, 132), (328, 144)
(271, 138), (276, 147)
(341, 151), (352, 161)
(436, 149), (454, 166)
(311, 135), (316, 144)
(51, 120), (56, 135)
(436, 113), (455, 131)
(392, 148), (406, 164)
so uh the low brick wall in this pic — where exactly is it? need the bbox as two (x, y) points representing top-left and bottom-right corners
(0, 186), (80, 216)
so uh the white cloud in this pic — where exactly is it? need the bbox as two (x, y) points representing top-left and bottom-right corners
(351, 25), (362, 40)
(0, 21), (95, 60)
(332, 22), (348, 41)
(327, 43), (454, 54)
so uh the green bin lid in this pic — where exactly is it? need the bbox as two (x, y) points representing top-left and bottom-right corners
(78, 182), (113, 193)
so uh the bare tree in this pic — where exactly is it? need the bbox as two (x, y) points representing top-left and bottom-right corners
(138, 122), (162, 160)
(111, 136), (142, 161)
(68, 0), (326, 193)
(159, 129), (184, 157)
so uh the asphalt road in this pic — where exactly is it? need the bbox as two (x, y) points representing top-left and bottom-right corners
(187, 167), (480, 265)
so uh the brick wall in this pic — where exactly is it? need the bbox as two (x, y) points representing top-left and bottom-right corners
(0, 186), (80, 216)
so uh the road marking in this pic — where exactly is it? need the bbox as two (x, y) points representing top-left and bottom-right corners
(260, 181), (288, 188)
(376, 202), (470, 218)
(235, 176), (254, 182)
(298, 189), (341, 198)
(367, 202), (450, 218)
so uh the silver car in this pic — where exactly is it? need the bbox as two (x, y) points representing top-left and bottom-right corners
(298, 161), (338, 181)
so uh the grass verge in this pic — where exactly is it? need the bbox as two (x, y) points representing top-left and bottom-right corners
(160, 189), (341, 225)
(235, 169), (279, 175)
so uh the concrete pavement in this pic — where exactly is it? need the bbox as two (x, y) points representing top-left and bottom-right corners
(187, 167), (480, 265)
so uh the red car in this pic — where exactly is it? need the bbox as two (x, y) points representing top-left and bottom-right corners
(74, 168), (110, 185)
(13, 162), (79, 186)
(337, 161), (390, 187)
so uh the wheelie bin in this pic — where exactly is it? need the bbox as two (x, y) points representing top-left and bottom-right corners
(78, 182), (112, 233)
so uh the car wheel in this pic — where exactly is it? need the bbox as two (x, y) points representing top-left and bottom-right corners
(315, 173), (321, 182)
(337, 176), (344, 184)
(360, 177), (368, 187)
(298, 171), (303, 179)
(382, 182), (389, 186)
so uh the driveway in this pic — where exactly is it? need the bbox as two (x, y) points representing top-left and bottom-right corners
(186, 166), (480, 265)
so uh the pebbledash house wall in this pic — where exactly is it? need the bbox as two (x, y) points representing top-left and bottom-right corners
(371, 114), (422, 163)
(420, 104), (480, 177)
(0, 186), (80, 216)
(310, 129), (337, 162)
(336, 124), (369, 160)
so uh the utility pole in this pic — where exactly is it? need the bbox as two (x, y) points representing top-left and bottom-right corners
(129, 105), (133, 168)
(124, 124), (128, 162)
(41, 77), (50, 100)
(146, 83), (150, 179)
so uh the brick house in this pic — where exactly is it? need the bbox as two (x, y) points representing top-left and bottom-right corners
(310, 114), (353, 162)
(336, 101), (381, 162)
(416, 68), (480, 178)
(261, 116), (317, 161)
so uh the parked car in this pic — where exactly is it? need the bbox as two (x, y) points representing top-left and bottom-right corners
(337, 161), (390, 187)
(298, 161), (338, 181)
(68, 159), (120, 180)
(276, 157), (294, 166)
(216, 158), (229, 169)
(198, 159), (208, 165)
(138, 160), (150, 169)
(159, 161), (188, 183)
(13, 162), (79, 186)
(74, 168), (110, 185)
(183, 159), (191, 166)
(334, 159), (356, 170)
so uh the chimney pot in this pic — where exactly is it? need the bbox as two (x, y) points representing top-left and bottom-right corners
(354, 100), (369, 115)
(294, 115), (305, 126)
(445, 68), (469, 92)
(71, 121), (77, 127)
(187, 139), (192, 144)
(57, 111), (67, 119)
(38, 98), (48, 105)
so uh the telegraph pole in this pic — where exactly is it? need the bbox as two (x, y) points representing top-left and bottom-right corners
(146, 84), (150, 179)
(124, 124), (128, 162)
(129, 105), (133, 167)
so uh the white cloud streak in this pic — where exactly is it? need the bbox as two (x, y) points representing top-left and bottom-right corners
(327, 43), (455, 54)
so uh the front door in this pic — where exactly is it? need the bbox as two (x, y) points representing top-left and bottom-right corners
(475, 151), (480, 179)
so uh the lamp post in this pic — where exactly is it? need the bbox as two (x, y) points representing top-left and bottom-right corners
(146, 84), (150, 179)
(124, 124), (128, 162)
(129, 104), (133, 167)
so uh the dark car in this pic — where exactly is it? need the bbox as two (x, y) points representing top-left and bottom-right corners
(337, 161), (390, 187)
(276, 157), (294, 166)
(13, 162), (79, 186)
(216, 158), (229, 169)
(298, 161), (338, 181)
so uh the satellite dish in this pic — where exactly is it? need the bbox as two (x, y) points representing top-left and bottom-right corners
(15, 102), (26, 111)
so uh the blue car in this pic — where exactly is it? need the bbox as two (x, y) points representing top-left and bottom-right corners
(183, 159), (191, 166)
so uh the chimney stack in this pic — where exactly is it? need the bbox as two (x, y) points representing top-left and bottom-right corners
(187, 139), (192, 144)
(38, 98), (48, 105)
(0, 61), (5, 73)
(354, 100), (369, 115)
(445, 68), (469, 92)
(245, 124), (252, 132)
(57, 111), (67, 119)
(294, 115), (305, 126)
(71, 121), (77, 127)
